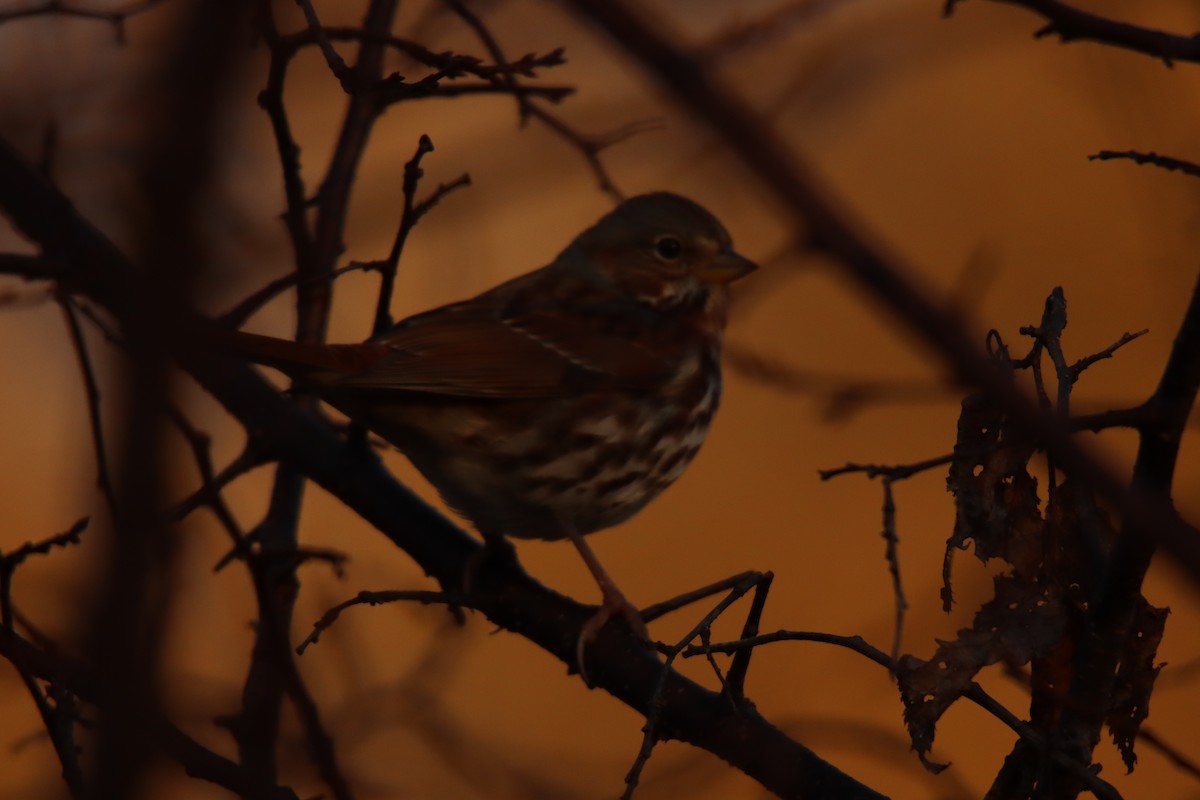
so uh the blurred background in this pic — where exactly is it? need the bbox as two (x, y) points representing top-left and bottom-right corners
(1, 1), (1198, 797)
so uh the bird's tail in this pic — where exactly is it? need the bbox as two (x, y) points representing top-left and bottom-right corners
(212, 327), (388, 380)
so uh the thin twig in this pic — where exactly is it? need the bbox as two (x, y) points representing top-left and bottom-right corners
(277, 25), (568, 83)
(880, 480), (907, 664)
(58, 295), (119, 517)
(220, 261), (379, 328)
(945, 0), (1200, 67)
(297, 589), (462, 654)
(13, 671), (84, 798)
(638, 570), (763, 624)
(1089, 150), (1200, 178)
(294, 0), (353, 85)
(170, 445), (268, 528)
(818, 453), (954, 482)
(1069, 328), (1149, 379)
(623, 572), (766, 800)
(371, 135), (470, 335)
(0, 519), (89, 632)
(256, 8), (315, 282)
(444, 0), (630, 200)
(724, 572), (772, 702)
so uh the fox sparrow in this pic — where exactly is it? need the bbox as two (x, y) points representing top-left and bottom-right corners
(222, 192), (755, 673)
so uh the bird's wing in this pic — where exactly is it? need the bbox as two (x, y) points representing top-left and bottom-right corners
(335, 299), (676, 398)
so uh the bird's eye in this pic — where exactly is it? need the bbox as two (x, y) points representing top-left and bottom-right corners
(653, 235), (684, 261)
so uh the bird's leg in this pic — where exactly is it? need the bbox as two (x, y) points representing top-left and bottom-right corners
(561, 522), (650, 684)
(461, 534), (518, 596)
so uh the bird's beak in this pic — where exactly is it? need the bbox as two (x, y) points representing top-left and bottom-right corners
(698, 249), (757, 285)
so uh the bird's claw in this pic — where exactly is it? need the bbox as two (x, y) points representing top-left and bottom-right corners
(576, 586), (650, 687)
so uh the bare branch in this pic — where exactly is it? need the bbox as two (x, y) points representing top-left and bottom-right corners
(297, 589), (461, 654)
(0, 627), (300, 799)
(1069, 328), (1150, 379)
(687, 631), (1125, 800)
(57, 296), (118, 517)
(444, 0), (630, 200)
(371, 135), (470, 335)
(622, 572), (770, 800)
(945, 0), (1200, 67)
(1, 518), (89, 632)
(1089, 150), (1200, 178)
(819, 453), (954, 482)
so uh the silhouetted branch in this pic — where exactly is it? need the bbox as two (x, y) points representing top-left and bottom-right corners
(0, 628), (300, 799)
(240, 4), (405, 795)
(297, 589), (461, 654)
(623, 571), (771, 800)
(220, 261), (377, 329)
(1044, 273), (1200, 793)
(686, 631), (1124, 800)
(1, 518), (89, 633)
(57, 296), (118, 517)
(1070, 328), (1149, 378)
(944, 0), (1200, 67)
(445, 0), (630, 200)
(371, 135), (471, 335)
(1089, 150), (1200, 178)
(819, 454), (954, 482)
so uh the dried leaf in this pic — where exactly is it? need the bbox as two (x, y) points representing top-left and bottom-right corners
(942, 392), (1041, 609)
(1106, 598), (1169, 772)
(899, 575), (1068, 763)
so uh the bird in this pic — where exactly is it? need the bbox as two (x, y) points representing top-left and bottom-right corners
(219, 192), (755, 675)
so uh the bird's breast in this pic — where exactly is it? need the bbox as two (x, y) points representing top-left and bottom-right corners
(506, 344), (723, 535)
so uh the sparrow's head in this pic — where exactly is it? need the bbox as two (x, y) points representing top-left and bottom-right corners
(562, 192), (756, 313)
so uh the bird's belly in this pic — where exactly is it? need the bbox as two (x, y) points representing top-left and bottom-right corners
(403, 382), (719, 541)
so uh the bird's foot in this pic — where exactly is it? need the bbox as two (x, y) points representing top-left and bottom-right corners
(577, 581), (650, 687)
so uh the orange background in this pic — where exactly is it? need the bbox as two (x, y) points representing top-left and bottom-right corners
(1, 2), (1198, 798)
